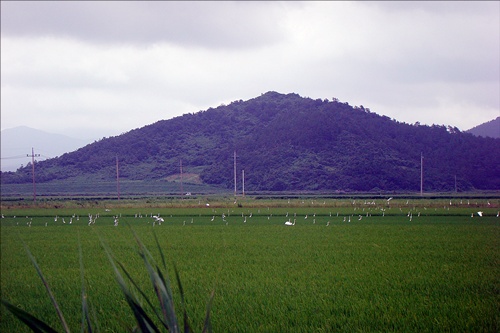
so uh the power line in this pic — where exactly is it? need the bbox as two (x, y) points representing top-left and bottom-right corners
(1, 155), (28, 160)
(1, 154), (51, 160)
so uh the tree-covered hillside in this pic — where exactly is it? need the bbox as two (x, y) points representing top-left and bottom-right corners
(2, 92), (499, 192)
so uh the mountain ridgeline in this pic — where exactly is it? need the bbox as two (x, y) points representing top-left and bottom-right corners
(2, 92), (499, 192)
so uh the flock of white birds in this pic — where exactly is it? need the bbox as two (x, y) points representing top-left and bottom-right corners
(1, 198), (498, 228)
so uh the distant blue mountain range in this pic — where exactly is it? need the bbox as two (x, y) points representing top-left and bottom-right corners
(466, 117), (499, 139)
(1, 126), (90, 172)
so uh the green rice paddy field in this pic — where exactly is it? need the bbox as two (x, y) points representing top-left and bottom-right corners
(1, 198), (499, 332)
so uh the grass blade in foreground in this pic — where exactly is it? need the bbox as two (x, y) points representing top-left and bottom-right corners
(79, 232), (96, 333)
(99, 234), (162, 333)
(130, 228), (179, 332)
(22, 241), (71, 333)
(154, 231), (214, 333)
(0, 299), (59, 333)
(201, 290), (214, 333)
(1, 240), (71, 333)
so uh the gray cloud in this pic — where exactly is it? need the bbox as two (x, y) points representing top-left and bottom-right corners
(1, 1), (498, 140)
(1, 1), (287, 49)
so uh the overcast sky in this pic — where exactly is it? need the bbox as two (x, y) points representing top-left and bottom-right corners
(1, 1), (499, 140)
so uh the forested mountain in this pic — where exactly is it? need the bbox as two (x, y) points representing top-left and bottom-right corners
(2, 92), (499, 192)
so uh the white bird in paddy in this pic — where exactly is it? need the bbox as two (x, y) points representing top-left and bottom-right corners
(284, 219), (296, 226)
(326, 221), (330, 226)
(211, 216), (215, 221)
(304, 215), (308, 219)
(496, 211), (499, 218)
(477, 211), (483, 217)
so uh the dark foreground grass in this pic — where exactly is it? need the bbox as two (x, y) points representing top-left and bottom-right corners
(1, 209), (498, 332)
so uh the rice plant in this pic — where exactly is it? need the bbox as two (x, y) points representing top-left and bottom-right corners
(1, 226), (214, 333)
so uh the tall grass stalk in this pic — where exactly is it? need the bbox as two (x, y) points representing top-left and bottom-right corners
(2, 226), (214, 333)
(1, 240), (70, 333)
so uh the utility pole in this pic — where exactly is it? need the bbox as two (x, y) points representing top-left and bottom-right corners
(234, 151), (237, 196)
(242, 169), (245, 197)
(27, 148), (40, 203)
(116, 156), (120, 200)
(180, 159), (183, 196)
(420, 152), (424, 196)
